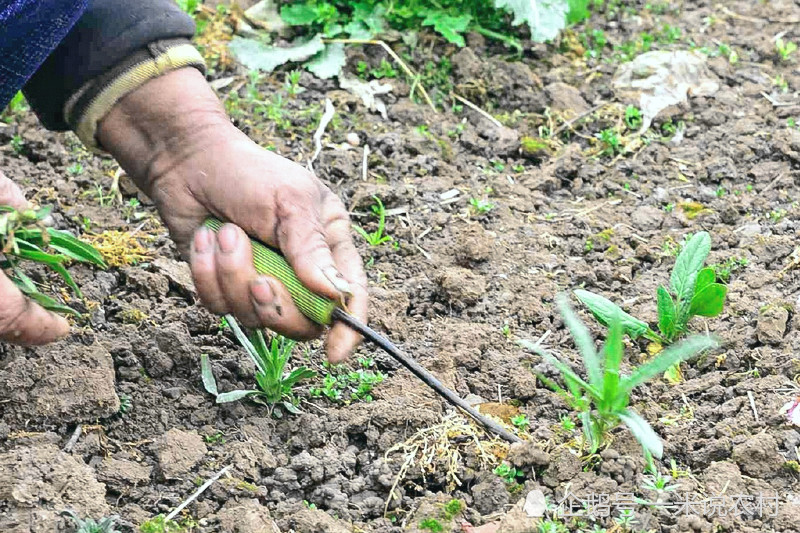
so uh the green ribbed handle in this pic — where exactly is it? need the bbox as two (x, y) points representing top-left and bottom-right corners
(204, 218), (336, 325)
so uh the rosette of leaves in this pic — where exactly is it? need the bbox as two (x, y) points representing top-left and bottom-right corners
(0, 205), (106, 315)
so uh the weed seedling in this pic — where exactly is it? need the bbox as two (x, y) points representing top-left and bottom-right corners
(310, 356), (385, 403)
(118, 394), (132, 415)
(201, 316), (315, 415)
(63, 511), (121, 533)
(776, 37), (797, 61)
(511, 413), (530, 432)
(469, 197), (495, 215)
(419, 518), (444, 533)
(67, 162), (84, 176)
(520, 295), (717, 459)
(624, 105), (643, 130)
(284, 70), (304, 96)
(559, 414), (576, 432)
(10, 134), (24, 155)
(442, 499), (463, 519)
(353, 196), (394, 246)
(642, 471), (679, 493)
(139, 514), (185, 533)
(595, 128), (622, 156)
(575, 232), (727, 345)
(493, 462), (524, 484)
(0, 205), (106, 315)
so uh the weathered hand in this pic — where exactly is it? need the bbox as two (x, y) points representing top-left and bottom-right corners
(98, 69), (367, 362)
(0, 172), (70, 344)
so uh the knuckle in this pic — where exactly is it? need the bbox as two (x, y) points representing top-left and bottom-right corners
(0, 299), (30, 340)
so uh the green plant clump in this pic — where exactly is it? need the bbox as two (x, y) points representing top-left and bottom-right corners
(310, 356), (386, 403)
(353, 196), (394, 247)
(493, 462), (524, 484)
(201, 316), (315, 414)
(139, 515), (185, 533)
(63, 511), (121, 533)
(575, 232), (727, 345)
(521, 295), (717, 459)
(0, 205), (107, 315)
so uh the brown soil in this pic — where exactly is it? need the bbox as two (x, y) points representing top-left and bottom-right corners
(2, 1), (800, 532)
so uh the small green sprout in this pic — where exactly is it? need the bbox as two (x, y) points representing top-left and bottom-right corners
(10, 134), (24, 154)
(575, 232), (727, 345)
(511, 413), (530, 431)
(118, 394), (132, 415)
(67, 162), (84, 176)
(469, 197), (495, 215)
(284, 70), (304, 96)
(139, 514), (185, 533)
(624, 105), (643, 130)
(419, 518), (444, 533)
(642, 471), (679, 493)
(62, 511), (121, 533)
(204, 431), (225, 445)
(370, 58), (398, 79)
(0, 204), (107, 315)
(776, 37), (797, 61)
(493, 462), (524, 484)
(559, 415), (576, 432)
(310, 356), (385, 404)
(709, 256), (747, 283)
(595, 128), (622, 156)
(201, 316), (315, 415)
(353, 196), (394, 247)
(520, 294), (717, 459)
(442, 499), (463, 519)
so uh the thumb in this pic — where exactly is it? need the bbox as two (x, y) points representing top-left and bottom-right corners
(0, 171), (30, 210)
(0, 270), (70, 345)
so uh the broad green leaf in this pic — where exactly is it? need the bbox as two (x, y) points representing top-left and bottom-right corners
(306, 42), (346, 79)
(558, 293), (601, 388)
(656, 286), (676, 339)
(689, 283), (727, 317)
(518, 339), (601, 399)
(600, 316), (623, 411)
(670, 232), (711, 301)
(619, 408), (663, 459)
(200, 354), (218, 396)
(283, 401), (301, 414)
(47, 229), (107, 268)
(284, 367), (316, 387)
(421, 12), (471, 47)
(622, 335), (717, 391)
(215, 390), (257, 403)
(566, 0), (591, 24)
(25, 291), (80, 316)
(228, 34), (325, 73)
(280, 3), (319, 25)
(352, 2), (387, 36)
(574, 289), (649, 339)
(693, 267), (715, 295)
(493, 0), (570, 42)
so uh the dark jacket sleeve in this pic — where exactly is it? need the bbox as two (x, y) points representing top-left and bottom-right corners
(23, 0), (197, 130)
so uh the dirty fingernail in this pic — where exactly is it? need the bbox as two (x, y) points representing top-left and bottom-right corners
(194, 227), (213, 254)
(323, 267), (352, 295)
(251, 276), (275, 305)
(217, 224), (238, 254)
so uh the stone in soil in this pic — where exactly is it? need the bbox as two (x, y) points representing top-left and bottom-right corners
(0, 340), (119, 423)
(471, 472), (510, 515)
(153, 428), (207, 479)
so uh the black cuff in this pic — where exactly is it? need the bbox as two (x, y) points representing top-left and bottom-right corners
(22, 0), (196, 130)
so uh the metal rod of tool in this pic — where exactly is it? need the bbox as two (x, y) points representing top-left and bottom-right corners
(332, 308), (522, 443)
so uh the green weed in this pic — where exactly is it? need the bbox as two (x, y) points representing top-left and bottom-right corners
(310, 356), (385, 403)
(353, 196), (394, 246)
(63, 511), (121, 533)
(595, 128), (622, 156)
(469, 197), (495, 215)
(419, 518), (444, 532)
(624, 105), (642, 130)
(0, 205), (107, 316)
(118, 394), (132, 415)
(709, 256), (747, 283)
(442, 499), (463, 519)
(776, 37), (797, 61)
(511, 413), (530, 431)
(10, 134), (24, 155)
(201, 316), (315, 415)
(521, 294), (717, 459)
(284, 70), (305, 96)
(575, 232), (727, 345)
(139, 515), (186, 533)
(1, 91), (28, 123)
(493, 462), (524, 484)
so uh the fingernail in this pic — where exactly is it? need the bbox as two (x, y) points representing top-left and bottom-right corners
(251, 276), (275, 306)
(194, 227), (213, 254)
(323, 267), (352, 296)
(217, 224), (238, 254)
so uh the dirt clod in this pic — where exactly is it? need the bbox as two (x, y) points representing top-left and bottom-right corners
(153, 428), (207, 479)
(757, 305), (789, 344)
(732, 433), (784, 478)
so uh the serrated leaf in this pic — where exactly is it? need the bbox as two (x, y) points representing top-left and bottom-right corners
(493, 0), (570, 42)
(306, 43), (346, 79)
(619, 408), (663, 459)
(573, 289), (649, 339)
(689, 283), (727, 317)
(670, 232), (711, 301)
(656, 286), (676, 339)
(200, 354), (218, 396)
(215, 390), (257, 403)
(421, 12), (471, 47)
(623, 335), (717, 390)
(228, 34), (325, 73)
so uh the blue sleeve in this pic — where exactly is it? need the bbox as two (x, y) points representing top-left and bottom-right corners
(0, 0), (88, 110)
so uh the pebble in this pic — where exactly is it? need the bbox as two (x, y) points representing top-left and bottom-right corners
(346, 132), (360, 146)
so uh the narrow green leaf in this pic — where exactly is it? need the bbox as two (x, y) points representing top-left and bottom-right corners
(518, 339), (601, 399)
(215, 390), (257, 403)
(670, 232), (711, 301)
(49, 261), (82, 297)
(619, 408), (663, 459)
(47, 229), (107, 268)
(689, 283), (727, 317)
(574, 289), (650, 339)
(622, 335), (718, 390)
(601, 316), (623, 411)
(656, 286), (676, 339)
(200, 354), (218, 396)
(283, 367), (316, 387)
(225, 315), (267, 375)
(25, 292), (81, 316)
(11, 268), (37, 293)
(34, 206), (52, 220)
(580, 410), (601, 454)
(558, 293), (602, 388)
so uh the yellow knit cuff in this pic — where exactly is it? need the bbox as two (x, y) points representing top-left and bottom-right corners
(64, 43), (206, 151)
